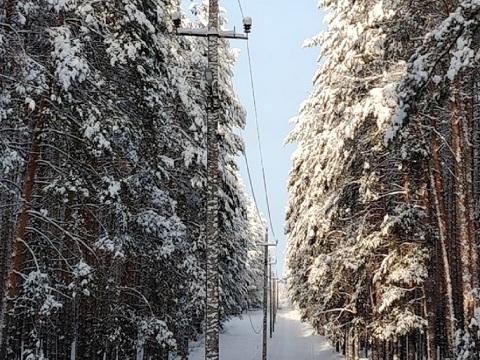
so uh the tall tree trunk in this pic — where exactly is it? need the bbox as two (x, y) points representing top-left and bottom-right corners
(450, 84), (476, 326)
(464, 77), (480, 321)
(4, 106), (46, 358)
(429, 117), (456, 350)
(8, 113), (46, 296)
(474, 73), (480, 291)
(0, 214), (13, 358)
(417, 172), (439, 360)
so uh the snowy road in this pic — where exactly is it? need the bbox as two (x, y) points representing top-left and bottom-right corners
(185, 308), (344, 360)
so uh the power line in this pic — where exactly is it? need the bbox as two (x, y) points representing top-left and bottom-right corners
(242, 22), (278, 244)
(243, 150), (263, 222)
(236, 0), (278, 242)
(235, 0), (275, 238)
(236, 0), (245, 18)
(246, 311), (263, 334)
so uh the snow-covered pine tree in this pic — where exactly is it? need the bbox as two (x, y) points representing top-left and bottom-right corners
(287, 0), (480, 358)
(385, 1), (480, 357)
(0, 0), (257, 358)
(0, 0), (202, 357)
(244, 196), (266, 308)
(286, 1), (432, 358)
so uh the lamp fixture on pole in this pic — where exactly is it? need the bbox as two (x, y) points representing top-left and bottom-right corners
(172, 10), (181, 29)
(243, 16), (252, 33)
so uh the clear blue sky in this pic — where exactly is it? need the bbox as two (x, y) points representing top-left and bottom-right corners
(223, 1), (323, 276)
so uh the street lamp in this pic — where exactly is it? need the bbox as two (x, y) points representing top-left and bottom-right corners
(172, 11), (181, 29)
(243, 17), (252, 33)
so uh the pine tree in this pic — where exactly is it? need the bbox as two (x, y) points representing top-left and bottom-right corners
(287, 0), (480, 358)
(286, 0), (439, 358)
(0, 0), (258, 358)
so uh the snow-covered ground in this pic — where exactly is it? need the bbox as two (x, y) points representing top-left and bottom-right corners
(185, 308), (344, 360)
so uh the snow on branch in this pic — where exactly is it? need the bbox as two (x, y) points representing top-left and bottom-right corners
(48, 26), (90, 91)
(385, 0), (480, 145)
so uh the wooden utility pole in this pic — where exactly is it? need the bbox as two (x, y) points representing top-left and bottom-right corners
(172, 4), (251, 360)
(263, 240), (269, 360)
(267, 256), (276, 339)
(272, 275), (277, 328)
(261, 234), (276, 360)
(205, 1), (220, 358)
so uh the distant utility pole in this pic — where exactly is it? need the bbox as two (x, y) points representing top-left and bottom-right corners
(261, 232), (276, 360)
(172, 4), (251, 360)
(272, 274), (278, 330)
(269, 258), (276, 338)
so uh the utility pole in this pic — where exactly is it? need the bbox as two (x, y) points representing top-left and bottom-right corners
(272, 275), (277, 329)
(204, 3), (220, 358)
(261, 232), (276, 360)
(269, 258), (276, 338)
(276, 278), (279, 312)
(172, 5), (251, 360)
(269, 261), (273, 338)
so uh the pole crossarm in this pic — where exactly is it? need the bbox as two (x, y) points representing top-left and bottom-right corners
(176, 28), (248, 40)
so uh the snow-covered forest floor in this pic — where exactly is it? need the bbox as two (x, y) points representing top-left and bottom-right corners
(183, 308), (345, 360)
